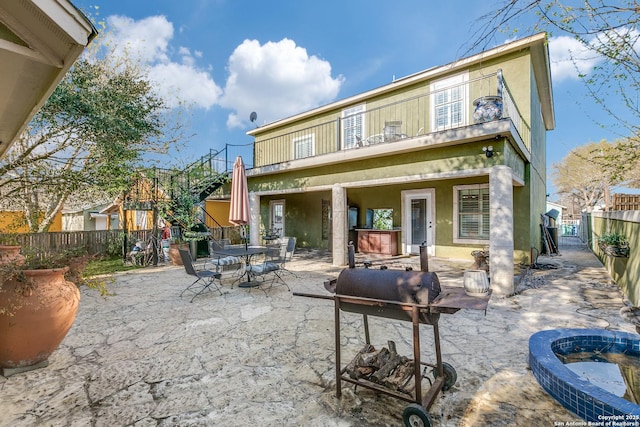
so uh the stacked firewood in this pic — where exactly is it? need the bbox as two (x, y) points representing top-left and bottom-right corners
(344, 340), (416, 394)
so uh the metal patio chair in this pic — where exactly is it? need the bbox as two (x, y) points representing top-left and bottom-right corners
(179, 248), (223, 302)
(244, 240), (294, 294)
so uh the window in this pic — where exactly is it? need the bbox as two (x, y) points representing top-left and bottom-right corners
(342, 104), (365, 149)
(431, 74), (468, 131)
(293, 134), (314, 159)
(454, 185), (489, 243)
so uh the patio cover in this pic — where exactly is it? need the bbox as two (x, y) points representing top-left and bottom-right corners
(0, 1), (97, 159)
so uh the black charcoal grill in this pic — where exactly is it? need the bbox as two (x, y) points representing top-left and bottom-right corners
(294, 243), (490, 427)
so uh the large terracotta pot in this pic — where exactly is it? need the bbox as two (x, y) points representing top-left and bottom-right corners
(0, 245), (25, 265)
(0, 267), (80, 373)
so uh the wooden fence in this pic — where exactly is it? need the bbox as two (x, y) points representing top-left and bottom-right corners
(0, 230), (149, 256)
(612, 194), (640, 211)
(589, 211), (640, 306)
(0, 226), (244, 257)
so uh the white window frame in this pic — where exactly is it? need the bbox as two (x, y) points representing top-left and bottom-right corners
(292, 134), (315, 159)
(269, 199), (285, 237)
(342, 104), (366, 149)
(453, 184), (490, 245)
(430, 73), (468, 132)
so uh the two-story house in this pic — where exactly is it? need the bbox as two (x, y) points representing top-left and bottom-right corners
(242, 32), (554, 296)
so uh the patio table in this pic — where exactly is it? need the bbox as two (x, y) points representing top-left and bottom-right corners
(212, 246), (267, 288)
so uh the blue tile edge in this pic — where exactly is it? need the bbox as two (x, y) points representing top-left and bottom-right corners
(529, 328), (640, 422)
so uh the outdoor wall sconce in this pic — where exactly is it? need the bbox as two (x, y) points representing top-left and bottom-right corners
(482, 145), (494, 158)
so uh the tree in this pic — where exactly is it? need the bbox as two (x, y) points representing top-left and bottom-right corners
(552, 140), (629, 211)
(470, 0), (640, 173)
(0, 50), (179, 232)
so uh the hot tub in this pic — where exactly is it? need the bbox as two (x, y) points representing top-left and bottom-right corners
(529, 328), (640, 422)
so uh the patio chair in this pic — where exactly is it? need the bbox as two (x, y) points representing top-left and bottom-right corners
(274, 236), (298, 278)
(206, 239), (242, 279)
(179, 248), (222, 302)
(244, 241), (292, 294)
(383, 120), (404, 142)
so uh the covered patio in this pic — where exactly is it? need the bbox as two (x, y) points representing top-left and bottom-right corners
(0, 241), (631, 426)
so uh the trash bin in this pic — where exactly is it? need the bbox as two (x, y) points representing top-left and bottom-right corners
(161, 239), (170, 262)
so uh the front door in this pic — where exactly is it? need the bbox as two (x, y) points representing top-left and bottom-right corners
(402, 189), (435, 255)
(269, 200), (285, 237)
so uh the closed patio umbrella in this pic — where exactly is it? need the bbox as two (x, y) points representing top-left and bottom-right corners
(229, 156), (250, 248)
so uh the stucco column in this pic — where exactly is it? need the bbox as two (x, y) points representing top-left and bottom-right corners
(489, 165), (514, 296)
(249, 192), (260, 246)
(332, 184), (348, 266)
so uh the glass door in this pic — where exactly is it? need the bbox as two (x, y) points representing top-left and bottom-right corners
(401, 189), (435, 255)
(269, 200), (285, 237)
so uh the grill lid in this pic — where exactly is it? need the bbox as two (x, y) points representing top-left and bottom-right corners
(332, 268), (441, 305)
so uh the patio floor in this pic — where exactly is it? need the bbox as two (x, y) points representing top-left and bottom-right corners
(0, 238), (633, 426)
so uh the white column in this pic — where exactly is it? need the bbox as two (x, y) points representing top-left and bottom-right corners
(249, 192), (260, 246)
(489, 165), (514, 296)
(332, 184), (348, 266)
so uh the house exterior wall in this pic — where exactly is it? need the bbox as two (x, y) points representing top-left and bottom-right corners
(527, 61), (550, 259)
(62, 212), (85, 231)
(0, 211), (62, 232)
(204, 200), (233, 227)
(246, 34), (553, 279)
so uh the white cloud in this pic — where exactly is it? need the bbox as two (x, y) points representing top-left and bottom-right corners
(102, 15), (222, 109)
(98, 17), (343, 128)
(104, 15), (173, 64)
(220, 39), (344, 128)
(149, 63), (222, 109)
(549, 35), (604, 82)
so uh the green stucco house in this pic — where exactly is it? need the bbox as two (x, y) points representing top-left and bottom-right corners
(241, 33), (555, 296)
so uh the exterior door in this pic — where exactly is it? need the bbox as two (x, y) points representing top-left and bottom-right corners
(269, 200), (285, 237)
(402, 189), (435, 255)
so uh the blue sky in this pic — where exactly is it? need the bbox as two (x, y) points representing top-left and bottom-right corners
(72, 0), (630, 200)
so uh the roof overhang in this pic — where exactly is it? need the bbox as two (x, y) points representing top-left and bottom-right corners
(248, 32), (555, 136)
(0, 0), (97, 159)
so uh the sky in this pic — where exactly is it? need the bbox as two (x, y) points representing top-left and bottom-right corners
(71, 0), (633, 201)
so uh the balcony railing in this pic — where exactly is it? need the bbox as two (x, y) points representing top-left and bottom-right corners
(253, 71), (531, 168)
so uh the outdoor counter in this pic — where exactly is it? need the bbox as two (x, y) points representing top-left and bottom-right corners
(356, 229), (400, 256)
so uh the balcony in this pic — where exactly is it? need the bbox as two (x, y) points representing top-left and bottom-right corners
(252, 71), (531, 169)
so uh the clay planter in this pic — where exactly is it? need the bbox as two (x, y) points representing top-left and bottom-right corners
(0, 245), (25, 265)
(0, 267), (80, 375)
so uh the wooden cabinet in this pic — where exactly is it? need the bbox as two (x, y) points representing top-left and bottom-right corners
(356, 230), (400, 255)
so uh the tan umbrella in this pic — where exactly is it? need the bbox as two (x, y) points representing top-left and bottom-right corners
(229, 156), (250, 248)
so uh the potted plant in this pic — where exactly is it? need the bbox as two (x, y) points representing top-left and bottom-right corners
(0, 233), (24, 264)
(473, 95), (503, 123)
(0, 248), (96, 376)
(158, 191), (202, 265)
(598, 232), (630, 257)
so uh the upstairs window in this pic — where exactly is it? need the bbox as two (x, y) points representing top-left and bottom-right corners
(454, 184), (490, 243)
(293, 134), (314, 159)
(431, 74), (468, 131)
(342, 104), (365, 149)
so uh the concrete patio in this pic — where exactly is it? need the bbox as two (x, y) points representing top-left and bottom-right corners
(0, 238), (634, 426)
